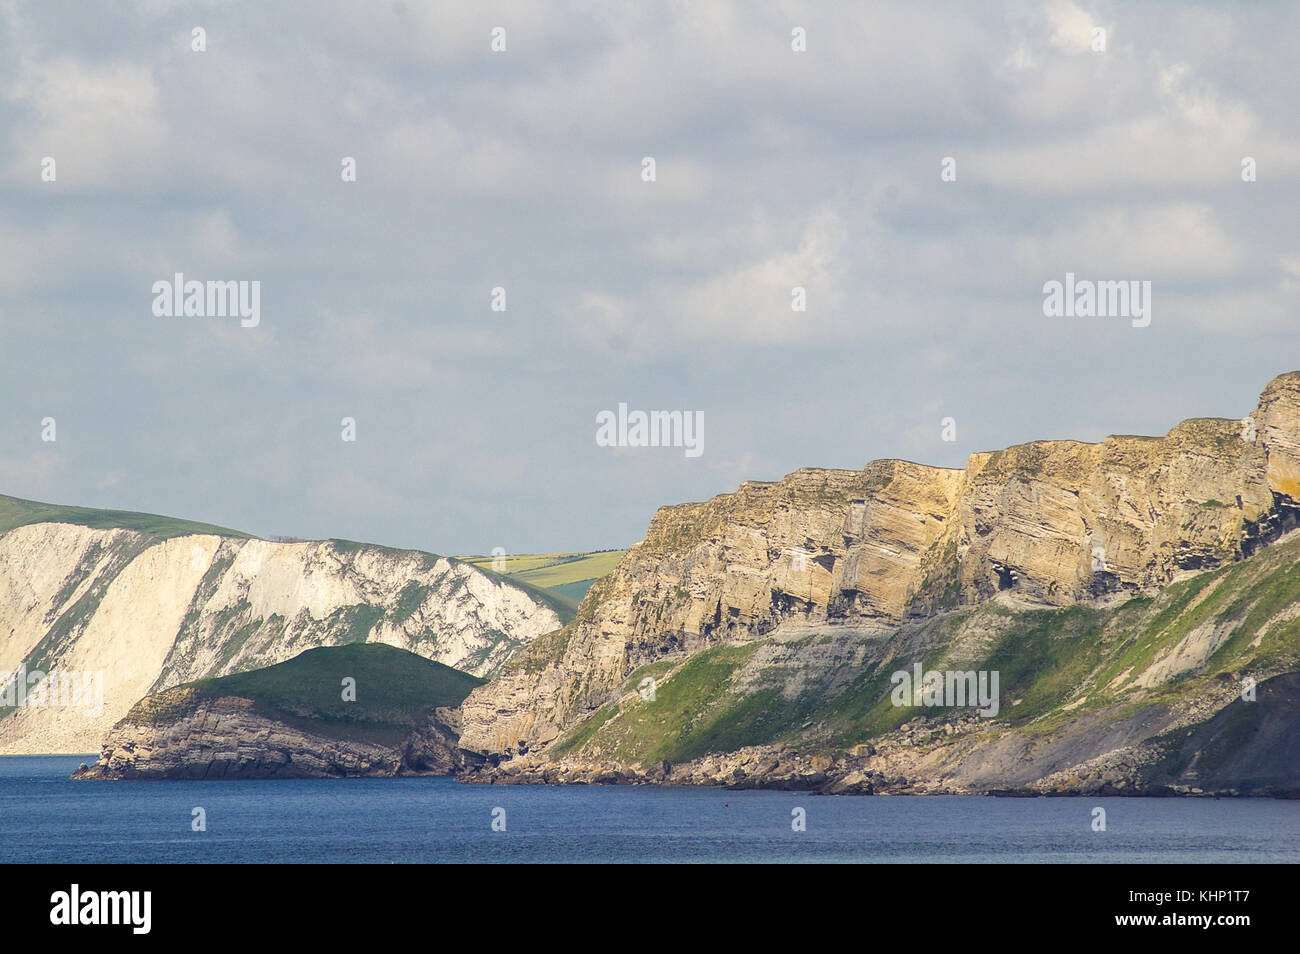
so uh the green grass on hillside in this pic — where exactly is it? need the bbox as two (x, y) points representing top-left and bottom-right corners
(132, 644), (482, 743)
(0, 493), (251, 540)
(456, 550), (629, 624)
(462, 550), (623, 582)
(461, 550), (625, 607)
(552, 531), (1300, 765)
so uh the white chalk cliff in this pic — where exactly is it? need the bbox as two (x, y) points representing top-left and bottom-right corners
(0, 521), (562, 754)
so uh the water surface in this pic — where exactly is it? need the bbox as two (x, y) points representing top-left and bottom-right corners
(4, 756), (1298, 863)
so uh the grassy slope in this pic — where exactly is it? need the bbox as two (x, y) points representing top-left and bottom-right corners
(551, 532), (1300, 765)
(130, 644), (483, 743)
(0, 493), (251, 540)
(461, 550), (625, 609)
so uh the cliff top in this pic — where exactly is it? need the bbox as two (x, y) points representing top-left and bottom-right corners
(662, 372), (1300, 515)
(0, 493), (253, 541)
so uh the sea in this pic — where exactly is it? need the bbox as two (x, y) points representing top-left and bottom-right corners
(4, 755), (1299, 864)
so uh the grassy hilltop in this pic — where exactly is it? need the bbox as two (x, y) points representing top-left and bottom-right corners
(0, 493), (251, 540)
(128, 643), (483, 745)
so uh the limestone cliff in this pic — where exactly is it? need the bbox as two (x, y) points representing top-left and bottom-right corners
(460, 372), (1300, 791)
(0, 506), (563, 754)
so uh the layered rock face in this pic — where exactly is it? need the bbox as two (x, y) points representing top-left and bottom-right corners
(72, 690), (479, 780)
(0, 528), (562, 754)
(461, 372), (1300, 758)
(461, 674), (1300, 798)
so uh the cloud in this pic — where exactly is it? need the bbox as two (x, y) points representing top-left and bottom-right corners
(0, 0), (1296, 554)
(377, 118), (547, 198)
(1045, 1), (1108, 53)
(1012, 202), (1245, 279)
(3, 58), (165, 190)
(570, 209), (853, 351)
(672, 209), (851, 343)
(0, 449), (65, 494)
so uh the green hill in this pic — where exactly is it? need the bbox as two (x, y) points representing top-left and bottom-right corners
(0, 493), (251, 540)
(131, 643), (483, 741)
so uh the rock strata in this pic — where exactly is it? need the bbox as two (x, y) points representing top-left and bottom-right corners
(72, 691), (482, 780)
(458, 373), (1300, 798)
(461, 671), (1300, 798)
(462, 373), (1300, 759)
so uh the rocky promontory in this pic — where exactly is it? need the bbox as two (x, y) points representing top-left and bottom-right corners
(74, 643), (485, 780)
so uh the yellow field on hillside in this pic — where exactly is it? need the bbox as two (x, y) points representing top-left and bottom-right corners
(460, 550), (626, 590)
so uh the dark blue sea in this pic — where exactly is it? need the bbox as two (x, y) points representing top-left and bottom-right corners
(4, 756), (1299, 863)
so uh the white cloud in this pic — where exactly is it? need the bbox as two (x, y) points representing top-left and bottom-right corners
(0, 449), (65, 494)
(1046, 1), (1107, 53)
(0, 0), (1296, 553)
(3, 58), (165, 190)
(569, 209), (852, 350)
(1013, 202), (1245, 279)
(377, 118), (547, 197)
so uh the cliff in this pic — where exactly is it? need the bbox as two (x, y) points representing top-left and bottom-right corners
(73, 643), (484, 779)
(459, 372), (1300, 795)
(0, 501), (563, 754)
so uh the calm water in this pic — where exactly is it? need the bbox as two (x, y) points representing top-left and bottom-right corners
(4, 755), (1299, 863)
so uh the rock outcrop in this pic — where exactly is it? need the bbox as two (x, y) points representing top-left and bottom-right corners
(72, 693), (479, 780)
(73, 643), (486, 779)
(460, 372), (1300, 797)
(0, 512), (563, 754)
(462, 670), (1300, 798)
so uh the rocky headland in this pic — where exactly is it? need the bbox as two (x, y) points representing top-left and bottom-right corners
(457, 371), (1300, 797)
(73, 643), (484, 780)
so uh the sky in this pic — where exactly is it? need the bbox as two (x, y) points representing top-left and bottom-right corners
(1, 0), (1297, 556)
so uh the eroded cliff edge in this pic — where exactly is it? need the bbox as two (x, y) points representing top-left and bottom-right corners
(459, 372), (1300, 795)
(0, 508), (563, 753)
